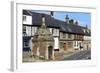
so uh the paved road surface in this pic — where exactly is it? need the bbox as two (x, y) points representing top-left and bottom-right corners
(63, 50), (91, 60)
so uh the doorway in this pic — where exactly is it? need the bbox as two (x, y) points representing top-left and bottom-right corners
(48, 46), (53, 60)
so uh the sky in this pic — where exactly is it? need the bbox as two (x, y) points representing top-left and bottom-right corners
(32, 10), (91, 28)
(54, 11), (91, 28)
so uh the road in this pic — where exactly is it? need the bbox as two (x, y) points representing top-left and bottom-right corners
(63, 50), (91, 60)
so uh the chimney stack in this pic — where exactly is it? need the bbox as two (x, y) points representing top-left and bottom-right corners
(51, 11), (54, 16)
(42, 14), (46, 26)
(86, 25), (88, 29)
(65, 15), (69, 24)
(69, 19), (74, 25)
(74, 20), (79, 25)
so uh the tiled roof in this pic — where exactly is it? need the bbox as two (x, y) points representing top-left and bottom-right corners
(23, 10), (90, 36)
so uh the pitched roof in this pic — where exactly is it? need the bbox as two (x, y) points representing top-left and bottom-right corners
(23, 10), (32, 16)
(23, 10), (91, 36)
(30, 11), (60, 28)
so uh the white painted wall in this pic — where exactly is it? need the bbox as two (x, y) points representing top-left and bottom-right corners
(23, 15), (32, 25)
(54, 37), (59, 49)
(49, 28), (53, 34)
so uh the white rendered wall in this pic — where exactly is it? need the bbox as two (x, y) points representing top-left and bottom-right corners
(23, 15), (32, 25)
(54, 37), (59, 49)
(49, 28), (52, 34)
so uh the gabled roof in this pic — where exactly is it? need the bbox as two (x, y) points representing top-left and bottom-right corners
(23, 10), (91, 36)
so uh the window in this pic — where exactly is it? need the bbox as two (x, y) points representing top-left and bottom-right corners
(74, 35), (77, 39)
(24, 41), (29, 48)
(23, 26), (26, 35)
(23, 15), (26, 21)
(68, 34), (71, 38)
(62, 33), (66, 38)
(74, 41), (78, 47)
(53, 29), (59, 36)
(67, 42), (72, 48)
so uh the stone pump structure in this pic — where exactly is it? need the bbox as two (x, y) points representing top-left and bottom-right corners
(32, 14), (55, 60)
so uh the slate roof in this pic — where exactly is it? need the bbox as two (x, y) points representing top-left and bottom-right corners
(60, 23), (85, 35)
(23, 10), (32, 16)
(30, 11), (60, 28)
(23, 10), (91, 36)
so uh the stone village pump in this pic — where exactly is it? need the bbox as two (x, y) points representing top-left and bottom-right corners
(32, 14), (62, 60)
